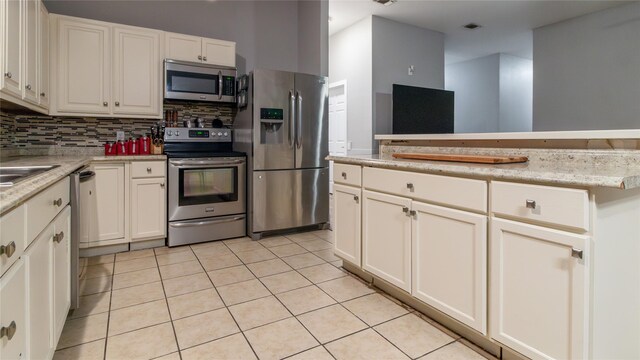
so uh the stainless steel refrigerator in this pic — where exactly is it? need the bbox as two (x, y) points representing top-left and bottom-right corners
(234, 69), (329, 239)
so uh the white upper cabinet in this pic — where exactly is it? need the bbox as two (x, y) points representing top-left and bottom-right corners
(165, 31), (236, 67)
(38, 2), (48, 108)
(23, 0), (38, 103)
(1, 0), (23, 98)
(113, 26), (161, 116)
(56, 16), (110, 114)
(202, 38), (235, 67)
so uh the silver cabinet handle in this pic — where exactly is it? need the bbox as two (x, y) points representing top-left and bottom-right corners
(40, 92), (46, 97)
(53, 231), (64, 243)
(198, 55), (202, 60)
(103, 101), (108, 107)
(4, 72), (11, 78)
(409, 210), (417, 216)
(0, 241), (16, 258)
(203, 56), (207, 61)
(115, 101), (120, 106)
(53, 198), (63, 207)
(353, 195), (359, 202)
(147, 167), (152, 172)
(0, 321), (17, 340)
(402, 206), (409, 213)
(160, 183), (165, 188)
(571, 248), (583, 260)
(526, 199), (536, 209)
(406, 183), (414, 190)
(25, 84), (32, 90)
(341, 172), (347, 179)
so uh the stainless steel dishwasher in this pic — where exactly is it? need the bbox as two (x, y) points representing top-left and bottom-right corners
(69, 166), (95, 310)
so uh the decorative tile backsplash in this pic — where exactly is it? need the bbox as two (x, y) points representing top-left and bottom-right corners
(0, 101), (236, 150)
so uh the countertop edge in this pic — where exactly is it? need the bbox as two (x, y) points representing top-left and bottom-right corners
(374, 129), (640, 141)
(328, 155), (634, 190)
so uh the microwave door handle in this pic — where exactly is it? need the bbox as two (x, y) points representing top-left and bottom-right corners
(289, 90), (295, 148)
(170, 216), (245, 228)
(218, 71), (223, 100)
(296, 91), (302, 149)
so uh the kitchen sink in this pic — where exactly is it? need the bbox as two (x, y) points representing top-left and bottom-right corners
(0, 165), (60, 187)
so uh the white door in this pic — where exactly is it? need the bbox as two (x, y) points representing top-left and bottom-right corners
(202, 38), (235, 67)
(23, 0), (38, 104)
(93, 163), (125, 241)
(52, 206), (70, 342)
(131, 178), (166, 241)
(0, 259), (26, 360)
(412, 201), (487, 334)
(165, 32), (202, 63)
(362, 190), (412, 292)
(1, 0), (23, 97)
(25, 223), (53, 360)
(328, 81), (348, 194)
(490, 218), (587, 360)
(38, 3), (49, 108)
(57, 17), (110, 114)
(112, 26), (161, 116)
(333, 184), (361, 266)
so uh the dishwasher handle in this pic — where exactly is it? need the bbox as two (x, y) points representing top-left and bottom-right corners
(79, 170), (95, 182)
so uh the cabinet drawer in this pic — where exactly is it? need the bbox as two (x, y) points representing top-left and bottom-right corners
(26, 177), (70, 244)
(491, 181), (589, 231)
(0, 205), (25, 277)
(363, 167), (487, 213)
(333, 163), (361, 186)
(131, 161), (166, 178)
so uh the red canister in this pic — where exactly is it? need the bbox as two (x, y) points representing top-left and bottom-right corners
(104, 141), (117, 156)
(138, 136), (150, 155)
(116, 140), (128, 155)
(128, 138), (139, 155)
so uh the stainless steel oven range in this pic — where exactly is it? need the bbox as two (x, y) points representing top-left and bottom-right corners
(164, 127), (246, 247)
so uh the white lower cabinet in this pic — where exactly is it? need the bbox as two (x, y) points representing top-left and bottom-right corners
(52, 206), (71, 341)
(412, 202), (487, 334)
(93, 163), (126, 243)
(362, 190), (412, 292)
(490, 218), (587, 360)
(0, 258), (27, 360)
(332, 184), (361, 266)
(131, 178), (166, 241)
(25, 222), (53, 360)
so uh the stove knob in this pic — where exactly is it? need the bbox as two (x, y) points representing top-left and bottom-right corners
(167, 130), (173, 136)
(175, 130), (180, 136)
(218, 132), (223, 136)
(211, 132), (217, 137)
(223, 132), (228, 137)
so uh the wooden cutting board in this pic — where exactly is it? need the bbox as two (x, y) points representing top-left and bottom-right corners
(392, 153), (528, 164)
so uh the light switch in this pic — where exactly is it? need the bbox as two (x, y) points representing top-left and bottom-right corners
(116, 131), (125, 141)
(408, 65), (415, 76)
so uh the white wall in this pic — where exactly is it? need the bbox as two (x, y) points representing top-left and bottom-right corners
(446, 54), (500, 133)
(499, 54), (533, 132)
(371, 16), (444, 143)
(329, 17), (372, 155)
(533, 2), (640, 131)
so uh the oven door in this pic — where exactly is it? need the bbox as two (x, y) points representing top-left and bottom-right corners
(168, 157), (246, 221)
(164, 60), (236, 103)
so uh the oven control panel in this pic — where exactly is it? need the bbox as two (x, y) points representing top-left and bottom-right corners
(164, 127), (232, 142)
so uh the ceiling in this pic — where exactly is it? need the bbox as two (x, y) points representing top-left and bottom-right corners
(328, 0), (630, 64)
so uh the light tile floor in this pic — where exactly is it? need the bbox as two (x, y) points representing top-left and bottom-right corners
(55, 230), (495, 360)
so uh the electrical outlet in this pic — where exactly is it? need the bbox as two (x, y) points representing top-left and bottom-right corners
(408, 65), (415, 75)
(347, 141), (352, 150)
(116, 131), (125, 141)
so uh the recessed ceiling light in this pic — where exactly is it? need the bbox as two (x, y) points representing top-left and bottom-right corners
(372, 0), (397, 6)
(463, 23), (482, 30)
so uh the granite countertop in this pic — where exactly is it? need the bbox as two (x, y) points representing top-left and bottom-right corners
(327, 153), (640, 190)
(0, 154), (167, 214)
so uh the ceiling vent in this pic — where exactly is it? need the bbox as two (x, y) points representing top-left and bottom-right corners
(372, 0), (397, 6)
(463, 23), (481, 30)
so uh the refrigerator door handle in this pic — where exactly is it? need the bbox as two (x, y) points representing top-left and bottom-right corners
(296, 91), (303, 149)
(289, 90), (295, 148)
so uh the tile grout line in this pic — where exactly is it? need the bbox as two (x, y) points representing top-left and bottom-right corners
(102, 257), (116, 360)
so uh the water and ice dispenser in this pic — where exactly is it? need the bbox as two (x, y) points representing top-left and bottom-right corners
(260, 108), (285, 144)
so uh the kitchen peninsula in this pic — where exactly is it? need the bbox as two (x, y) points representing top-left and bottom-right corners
(328, 129), (640, 360)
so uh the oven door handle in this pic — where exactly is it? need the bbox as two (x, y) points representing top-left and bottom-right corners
(169, 159), (245, 166)
(169, 216), (245, 228)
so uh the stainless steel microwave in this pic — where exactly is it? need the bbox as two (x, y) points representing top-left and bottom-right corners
(164, 59), (236, 103)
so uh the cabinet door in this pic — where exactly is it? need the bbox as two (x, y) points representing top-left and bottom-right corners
(202, 38), (235, 67)
(112, 26), (161, 116)
(490, 218), (587, 360)
(79, 175), (96, 247)
(412, 202), (487, 334)
(1, 0), (23, 97)
(0, 259), (26, 360)
(93, 163), (126, 241)
(165, 32), (202, 63)
(333, 184), (361, 266)
(131, 177), (166, 241)
(22, 0), (38, 103)
(57, 17), (110, 114)
(25, 223), (53, 360)
(362, 190), (411, 292)
(52, 206), (71, 342)
(38, 3), (48, 108)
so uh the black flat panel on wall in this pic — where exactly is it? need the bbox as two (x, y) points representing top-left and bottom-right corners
(392, 85), (454, 134)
